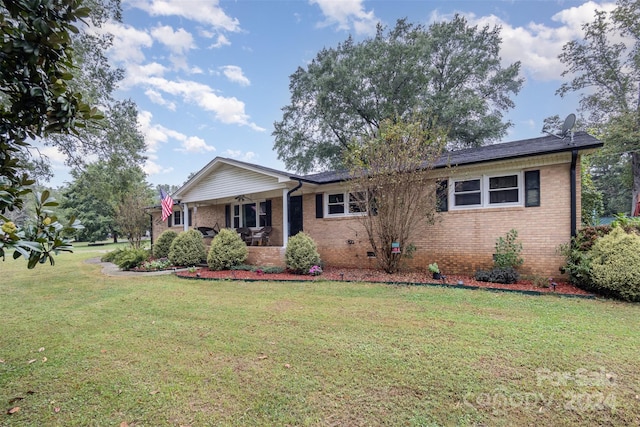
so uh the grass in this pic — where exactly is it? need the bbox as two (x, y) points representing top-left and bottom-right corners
(1, 246), (639, 426)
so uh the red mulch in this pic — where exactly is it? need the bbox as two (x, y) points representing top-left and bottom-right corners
(175, 266), (593, 297)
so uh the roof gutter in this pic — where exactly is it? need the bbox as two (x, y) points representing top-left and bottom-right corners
(570, 149), (578, 238)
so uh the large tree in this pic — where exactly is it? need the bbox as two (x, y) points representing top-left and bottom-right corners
(345, 115), (446, 273)
(0, 0), (96, 267)
(63, 161), (148, 243)
(556, 0), (640, 214)
(274, 16), (523, 173)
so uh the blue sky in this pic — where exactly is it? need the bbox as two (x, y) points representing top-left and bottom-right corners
(43, 0), (617, 188)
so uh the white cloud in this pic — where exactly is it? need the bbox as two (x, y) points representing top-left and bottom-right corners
(432, 2), (617, 82)
(145, 89), (176, 110)
(146, 77), (265, 130)
(177, 136), (216, 153)
(127, 0), (240, 32)
(223, 149), (256, 162)
(151, 25), (195, 55)
(138, 110), (216, 155)
(221, 65), (250, 86)
(208, 34), (231, 49)
(310, 0), (378, 35)
(143, 158), (174, 176)
(91, 21), (153, 64)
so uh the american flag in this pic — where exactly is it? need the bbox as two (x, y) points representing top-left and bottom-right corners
(160, 189), (174, 222)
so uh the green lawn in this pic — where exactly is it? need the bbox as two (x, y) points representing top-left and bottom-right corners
(1, 247), (639, 426)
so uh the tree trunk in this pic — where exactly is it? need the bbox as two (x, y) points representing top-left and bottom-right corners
(632, 152), (640, 216)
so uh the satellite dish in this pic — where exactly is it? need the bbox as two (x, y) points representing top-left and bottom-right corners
(560, 113), (576, 138)
(543, 113), (576, 140)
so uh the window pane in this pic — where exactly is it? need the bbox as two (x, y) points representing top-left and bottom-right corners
(243, 203), (257, 227)
(526, 189), (540, 206)
(349, 192), (366, 213)
(455, 179), (480, 192)
(490, 175), (518, 189)
(455, 193), (481, 206)
(489, 189), (519, 204)
(328, 193), (344, 204)
(328, 204), (345, 214)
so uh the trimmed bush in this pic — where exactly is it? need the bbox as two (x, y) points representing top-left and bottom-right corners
(154, 229), (178, 259)
(493, 229), (523, 269)
(168, 229), (206, 267)
(207, 228), (248, 270)
(285, 232), (321, 274)
(475, 267), (519, 284)
(102, 247), (150, 270)
(589, 227), (640, 302)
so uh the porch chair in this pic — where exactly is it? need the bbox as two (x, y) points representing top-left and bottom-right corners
(236, 227), (252, 245)
(250, 226), (272, 246)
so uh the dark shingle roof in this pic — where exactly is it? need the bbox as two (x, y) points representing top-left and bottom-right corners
(298, 131), (602, 184)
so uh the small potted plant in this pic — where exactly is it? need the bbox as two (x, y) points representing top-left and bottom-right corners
(428, 263), (441, 280)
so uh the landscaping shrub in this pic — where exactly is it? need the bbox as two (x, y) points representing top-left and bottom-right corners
(168, 229), (206, 267)
(475, 267), (520, 284)
(285, 232), (321, 274)
(589, 227), (640, 302)
(154, 230), (178, 259)
(207, 228), (248, 270)
(493, 229), (523, 269)
(102, 247), (150, 270)
(101, 248), (123, 263)
(229, 264), (286, 274)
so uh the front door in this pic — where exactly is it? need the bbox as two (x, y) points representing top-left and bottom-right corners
(289, 195), (303, 237)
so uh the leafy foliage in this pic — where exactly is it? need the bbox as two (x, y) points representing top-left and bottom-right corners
(154, 230), (178, 259)
(493, 229), (524, 269)
(169, 230), (206, 267)
(229, 264), (285, 274)
(557, 0), (640, 215)
(63, 161), (148, 242)
(102, 247), (150, 271)
(0, 190), (82, 268)
(580, 156), (605, 225)
(0, 0), (101, 267)
(474, 267), (520, 285)
(590, 227), (640, 302)
(207, 228), (248, 270)
(285, 232), (321, 275)
(273, 16), (523, 173)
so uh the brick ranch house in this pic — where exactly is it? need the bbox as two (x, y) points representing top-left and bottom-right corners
(150, 131), (602, 277)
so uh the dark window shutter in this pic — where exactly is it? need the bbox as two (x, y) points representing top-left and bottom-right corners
(436, 180), (448, 212)
(265, 200), (272, 226)
(167, 211), (172, 227)
(188, 209), (193, 227)
(315, 193), (323, 218)
(225, 205), (231, 227)
(525, 170), (540, 207)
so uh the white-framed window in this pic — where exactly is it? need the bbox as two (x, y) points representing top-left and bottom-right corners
(173, 210), (184, 226)
(231, 200), (272, 228)
(325, 192), (367, 217)
(450, 172), (523, 209)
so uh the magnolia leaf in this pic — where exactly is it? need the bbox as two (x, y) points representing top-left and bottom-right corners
(7, 407), (20, 414)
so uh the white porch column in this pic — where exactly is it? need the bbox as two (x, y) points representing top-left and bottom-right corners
(282, 189), (289, 247)
(182, 202), (189, 232)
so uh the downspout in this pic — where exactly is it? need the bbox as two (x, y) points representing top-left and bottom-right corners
(286, 179), (303, 238)
(570, 149), (578, 238)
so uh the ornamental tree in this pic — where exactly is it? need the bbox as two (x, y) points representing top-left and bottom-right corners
(346, 115), (446, 273)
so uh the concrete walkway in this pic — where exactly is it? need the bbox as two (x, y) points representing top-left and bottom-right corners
(85, 257), (190, 277)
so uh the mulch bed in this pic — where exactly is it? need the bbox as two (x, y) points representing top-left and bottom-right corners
(175, 266), (594, 297)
